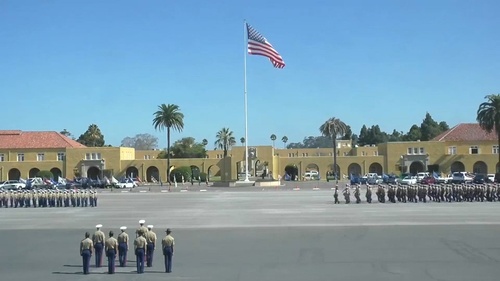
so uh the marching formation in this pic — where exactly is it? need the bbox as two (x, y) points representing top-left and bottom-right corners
(80, 220), (175, 275)
(0, 189), (98, 208)
(333, 183), (500, 204)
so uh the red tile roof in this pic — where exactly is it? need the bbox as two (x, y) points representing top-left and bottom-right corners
(0, 131), (86, 149)
(433, 123), (498, 142)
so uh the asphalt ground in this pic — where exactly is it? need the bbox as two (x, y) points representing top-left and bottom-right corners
(1, 184), (500, 281)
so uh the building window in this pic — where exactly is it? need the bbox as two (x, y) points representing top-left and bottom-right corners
(374, 151), (378, 156)
(17, 153), (24, 162)
(470, 146), (479, 154)
(493, 145), (499, 154)
(37, 153), (45, 161)
(362, 151), (366, 156)
(0, 154), (4, 162)
(144, 155), (151, 160)
(419, 147), (424, 154)
(413, 147), (418, 154)
(57, 152), (65, 161)
(448, 146), (457, 155)
(407, 147), (412, 155)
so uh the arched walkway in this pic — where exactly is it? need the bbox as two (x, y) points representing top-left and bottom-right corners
(126, 166), (139, 178)
(284, 164), (299, 181)
(29, 168), (40, 178)
(328, 164), (341, 174)
(190, 165), (200, 179)
(409, 161), (425, 175)
(306, 163), (319, 172)
(146, 166), (160, 182)
(473, 161), (487, 174)
(50, 168), (62, 179)
(347, 163), (362, 177)
(8, 168), (21, 180)
(451, 161), (465, 172)
(368, 163), (383, 175)
(87, 166), (101, 180)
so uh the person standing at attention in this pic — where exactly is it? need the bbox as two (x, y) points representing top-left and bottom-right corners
(162, 228), (175, 273)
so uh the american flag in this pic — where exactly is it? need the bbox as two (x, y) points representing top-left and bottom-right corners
(247, 23), (285, 68)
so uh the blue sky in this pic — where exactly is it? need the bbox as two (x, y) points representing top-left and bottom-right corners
(1, 0), (499, 149)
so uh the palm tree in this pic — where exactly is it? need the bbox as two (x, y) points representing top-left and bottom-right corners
(202, 139), (208, 146)
(281, 136), (288, 148)
(152, 104), (184, 183)
(214, 128), (236, 157)
(477, 94), (500, 173)
(319, 117), (348, 184)
(270, 134), (277, 148)
(240, 137), (245, 146)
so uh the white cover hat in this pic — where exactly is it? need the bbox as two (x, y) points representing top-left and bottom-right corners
(147, 225), (153, 229)
(96, 224), (103, 228)
(139, 220), (145, 224)
(120, 226), (127, 230)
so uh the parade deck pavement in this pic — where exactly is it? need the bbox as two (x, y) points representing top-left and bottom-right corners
(1, 187), (500, 281)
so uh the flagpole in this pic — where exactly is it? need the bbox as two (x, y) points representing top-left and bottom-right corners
(243, 19), (249, 182)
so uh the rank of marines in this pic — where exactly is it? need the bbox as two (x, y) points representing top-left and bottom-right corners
(0, 188), (98, 208)
(334, 182), (500, 204)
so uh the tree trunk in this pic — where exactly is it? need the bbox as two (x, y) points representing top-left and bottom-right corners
(333, 138), (338, 184)
(167, 128), (171, 184)
(223, 143), (227, 158)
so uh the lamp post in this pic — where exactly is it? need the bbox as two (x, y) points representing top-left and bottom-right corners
(400, 155), (404, 175)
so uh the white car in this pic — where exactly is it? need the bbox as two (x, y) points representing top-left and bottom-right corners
(115, 180), (136, 189)
(436, 174), (452, 184)
(416, 172), (429, 181)
(451, 172), (473, 184)
(401, 176), (417, 185)
(0, 180), (26, 189)
(488, 174), (495, 182)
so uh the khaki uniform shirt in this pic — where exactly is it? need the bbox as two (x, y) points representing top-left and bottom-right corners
(80, 238), (93, 255)
(105, 237), (118, 251)
(92, 230), (105, 244)
(134, 236), (147, 250)
(146, 231), (157, 245)
(118, 232), (129, 249)
(136, 226), (148, 237)
(162, 235), (175, 249)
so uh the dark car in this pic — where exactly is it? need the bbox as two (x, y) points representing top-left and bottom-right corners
(421, 176), (436, 185)
(473, 174), (491, 184)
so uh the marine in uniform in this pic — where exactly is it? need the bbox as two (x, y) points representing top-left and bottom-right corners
(105, 231), (118, 274)
(92, 224), (106, 267)
(333, 186), (339, 204)
(134, 230), (147, 274)
(162, 228), (175, 273)
(118, 226), (129, 267)
(80, 232), (93, 275)
(136, 220), (148, 237)
(146, 225), (157, 267)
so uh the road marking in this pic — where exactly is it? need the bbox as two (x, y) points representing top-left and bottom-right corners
(200, 189), (207, 192)
(180, 190), (188, 192)
(121, 191), (129, 193)
(161, 190), (169, 193)
(313, 188), (320, 191)
(139, 191), (147, 193)
(293, 188), (300, 191)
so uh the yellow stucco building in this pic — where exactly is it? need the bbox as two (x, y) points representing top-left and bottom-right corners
(0, 123), (498, 182)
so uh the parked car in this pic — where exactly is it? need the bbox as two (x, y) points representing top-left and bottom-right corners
(473, 174), (492, 184)
(0, 180), (25, 189)
(421, 176), (436, 185)
(401, 176), (417, 185)
(416, 172), (429, 181)
(487, 174), (495, 182)
(115, 179), (136, 189)
(451, 172), (474, 184)
(436, 174), (452, 184)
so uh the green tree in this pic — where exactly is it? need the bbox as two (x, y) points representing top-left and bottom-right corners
(420, 112), (442, 141)
(403, 124), (422, 141)
(165, 137), (206, 158)
(319, 117), (347, 184)
(342, 125), (353, 140)
(281, 136), (288, 148)
(77, 124), (105, 147)
(120, 133), (159, 150)
(270, 134), (277, 147)
(214, 128), (236, 157)
(358, 125), (368, 146)
(388, 129), (403, 142)
(240, 137), (245, 146)
(202, 139), (208, 146)
(477, 94), (500, 172)
(439, 121), (449, 132)
(37, 170), (54, 179)
(152, 104), (184, 183)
